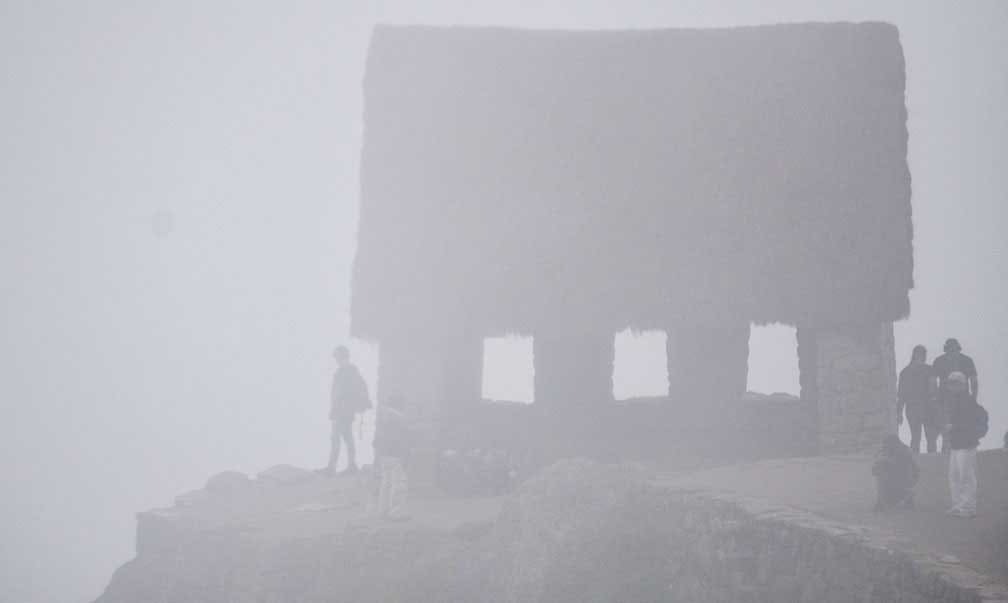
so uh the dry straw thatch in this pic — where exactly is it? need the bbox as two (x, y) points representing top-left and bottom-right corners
(352, 23), (912, 339)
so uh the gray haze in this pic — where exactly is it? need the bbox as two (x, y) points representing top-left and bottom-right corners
(2, 2), (1006, 602)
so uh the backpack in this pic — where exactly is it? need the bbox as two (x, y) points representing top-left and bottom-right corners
(345, 367), (372, 413)
(976, 403), (989, 441)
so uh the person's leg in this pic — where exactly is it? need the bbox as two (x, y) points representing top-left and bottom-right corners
(940, 398), (951, 455)
(948, 450), (962, 512)
(328, 420), (341, 472)
(960, 447), (978, 516)
(339, 418), (357, 472)
(923, 421), (939, 454)
(908, 414), (923, 454)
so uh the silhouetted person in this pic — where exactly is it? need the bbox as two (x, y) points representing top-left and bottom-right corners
(933, 338), (978, 452)
(872, 434), (919, 511)
(944, 371), (988, 518)
(373, 394), (413, 520)
(327, 345), (370, 476)
(897, 345), (939, 453)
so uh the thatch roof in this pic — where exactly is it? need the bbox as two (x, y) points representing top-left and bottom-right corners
(352, 23), (912, 339)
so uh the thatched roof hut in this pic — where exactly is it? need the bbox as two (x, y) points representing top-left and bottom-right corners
(352, 23), (912, 457)
(352, 22), (912, 340)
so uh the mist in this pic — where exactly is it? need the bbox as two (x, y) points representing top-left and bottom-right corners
(2, 2), (1006, 602)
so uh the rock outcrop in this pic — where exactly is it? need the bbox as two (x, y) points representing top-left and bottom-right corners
(96, 460), (999, 603)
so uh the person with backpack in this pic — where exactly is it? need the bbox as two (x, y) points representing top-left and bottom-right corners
(933, 338), (978, 452)
(326, 345), (371, 476)
(944, 371), (988, 518)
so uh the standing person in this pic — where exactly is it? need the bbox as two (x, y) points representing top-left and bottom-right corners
(897, 345), (940, 453)
(373, 394), (413, 521)
(933, 338), (979, 397)
(326, 345), (371, 476)
(934, 338), (979, 453)
(944, 372), (988, 518)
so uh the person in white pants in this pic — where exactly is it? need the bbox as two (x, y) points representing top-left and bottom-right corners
(943, 371), (988, 518)
(373, 395), (412, 521)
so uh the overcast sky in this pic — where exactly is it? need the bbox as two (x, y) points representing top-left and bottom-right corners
(2, 2), (1006, 602)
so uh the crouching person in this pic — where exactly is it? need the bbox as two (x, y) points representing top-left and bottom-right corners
(872, 434), (919, 511)
(373, 394), (413, 521)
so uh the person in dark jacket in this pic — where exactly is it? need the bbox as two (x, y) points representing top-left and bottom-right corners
(934, 338), (978, 453)
(897, 345), (939, 453)
(326, 345), (371, 476)
(934, 338), (979, 398)
(944, 371), (988, 517)
(872, 434), (919, 511)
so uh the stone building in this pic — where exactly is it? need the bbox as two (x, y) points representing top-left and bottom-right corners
(351, 23), (912, 456)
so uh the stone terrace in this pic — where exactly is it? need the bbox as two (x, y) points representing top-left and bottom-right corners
(97, 452), (1008, 602)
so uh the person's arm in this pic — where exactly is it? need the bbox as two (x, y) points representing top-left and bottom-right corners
(896, 371), (906, 426)
(329, 373), (340, 417)
(965, 358), (979, 399)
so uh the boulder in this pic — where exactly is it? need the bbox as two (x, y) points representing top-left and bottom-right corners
(255, 464), (316, 486)
(204, 471), (252, 495)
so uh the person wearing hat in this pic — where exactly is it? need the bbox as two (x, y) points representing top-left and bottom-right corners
(933, 338), (978, 397)
(933, 338), (978, 452)
(943, 371), (988, 518)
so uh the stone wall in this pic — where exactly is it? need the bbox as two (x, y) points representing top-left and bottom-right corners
(440, 393), (816, 475)
(378, 321), (896, 463)
(810, 322), (897, 454)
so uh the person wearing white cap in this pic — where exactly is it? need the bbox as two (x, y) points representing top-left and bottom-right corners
(943, 371), (988, 518)
(933, 338), (978, 454)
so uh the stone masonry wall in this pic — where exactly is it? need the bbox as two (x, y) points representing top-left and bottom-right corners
(814, 322), (897, 454)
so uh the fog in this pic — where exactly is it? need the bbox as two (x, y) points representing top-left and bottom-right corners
(2, 1), (1006, 602)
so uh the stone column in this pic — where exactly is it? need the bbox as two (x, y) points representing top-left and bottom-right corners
(666, 324), (750, 405)
(801, 322), (897, 454)
(796, 326), (821, 455)
(377, 333), (483, 490)
(533, 333), (614, 407)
